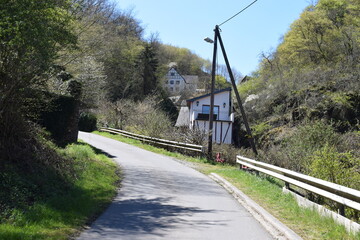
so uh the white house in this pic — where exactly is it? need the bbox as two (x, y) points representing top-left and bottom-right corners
(164, 67), (198, 96)
(176, 87), (234, 144)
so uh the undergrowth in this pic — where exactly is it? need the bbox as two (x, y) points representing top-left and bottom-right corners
(0, 142), (120, 240)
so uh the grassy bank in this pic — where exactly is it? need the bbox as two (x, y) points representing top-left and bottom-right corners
(0, 143), (120, 240)
(95, 131), (360, 240)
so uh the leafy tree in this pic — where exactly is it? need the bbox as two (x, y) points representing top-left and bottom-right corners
(103, 37), (144, 101)
(157, 44), (208, 75)
(277, 0), (359, 70)
(0, 0), (77, 160)
(215, 75), (231, 90)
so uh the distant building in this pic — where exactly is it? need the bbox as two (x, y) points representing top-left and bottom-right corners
(176, 87), (233, 144)
(163, 67), (198, 96)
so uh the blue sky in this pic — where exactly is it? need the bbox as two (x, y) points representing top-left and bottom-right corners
(113, 0), (310, 76)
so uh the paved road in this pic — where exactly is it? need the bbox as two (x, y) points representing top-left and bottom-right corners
(77, 132), (273, 240)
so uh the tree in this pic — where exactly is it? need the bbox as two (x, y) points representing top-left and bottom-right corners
(136, 43), (159, 98)
(277, 0), (359, 70)
(0, 0), (77, 160)
(215, 75), (231, 90)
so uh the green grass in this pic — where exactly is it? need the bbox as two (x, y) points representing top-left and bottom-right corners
(213, 169), (360, 240)
(95, 131), (360, 240)
(0, 143), (120, 240)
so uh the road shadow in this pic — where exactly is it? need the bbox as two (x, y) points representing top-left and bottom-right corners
(77, 141), (116, 159)
(83, 197), (226, 238)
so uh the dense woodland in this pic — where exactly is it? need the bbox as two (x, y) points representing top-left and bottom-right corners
(0, 0), (359, 226)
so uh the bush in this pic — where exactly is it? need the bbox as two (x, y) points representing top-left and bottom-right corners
(281, 121), (339, 172)
(308, 144), (360, 190)
(78, 112), (97, 132)
(173, 128), (207, 145)
(212, 144), (241, 165)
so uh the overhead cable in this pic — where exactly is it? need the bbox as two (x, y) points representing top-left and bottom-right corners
(218, 0), (258, 27)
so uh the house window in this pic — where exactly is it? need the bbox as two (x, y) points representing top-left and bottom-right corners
(176, 80), (180, 85)
(170, 80), (174, 84)
(202, 105), (219, 120)
(171, 72), (175, 76)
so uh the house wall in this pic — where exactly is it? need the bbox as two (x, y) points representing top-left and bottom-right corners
(164, 68), (198, 96)
(188, 90), (233, 144)
(193, 120), (233, 144)
(189, 91), (231, 122)
(164, 68), (186, 94)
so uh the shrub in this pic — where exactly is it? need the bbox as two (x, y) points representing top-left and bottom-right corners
(281, 121), (339, 172)
(78, 112), (97, 132)
(173, 128), (207, 145)
(308, 144), (360, 190)
(251, 122), (272, 146)
(124, 97), (173, 138)
(212, 144), (241, 165)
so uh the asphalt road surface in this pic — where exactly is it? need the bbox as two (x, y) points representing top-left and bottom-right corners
(77, 132), (273, 240)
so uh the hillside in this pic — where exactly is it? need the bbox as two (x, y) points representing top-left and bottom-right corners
(238, 0), (359, 190)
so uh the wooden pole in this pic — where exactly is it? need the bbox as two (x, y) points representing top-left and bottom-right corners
(215, 26), (258, 155)
(207, 26), (218, 158)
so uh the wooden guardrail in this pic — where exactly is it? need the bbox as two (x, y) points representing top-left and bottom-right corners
(237, 155), (360, 215)
(100, 127), (204, 153)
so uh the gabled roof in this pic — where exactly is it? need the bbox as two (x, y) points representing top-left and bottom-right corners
(167, 67), (186, 82)
(183, 75), (198, 84)
(186, 87), (232, 103)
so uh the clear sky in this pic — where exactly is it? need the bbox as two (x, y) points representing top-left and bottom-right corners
(113, 0), (310, 76)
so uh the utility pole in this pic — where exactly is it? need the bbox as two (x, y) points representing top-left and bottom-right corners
(207, 26), (218, 158)
(215, 25), (257, 155)
(207, 25), (257, 156)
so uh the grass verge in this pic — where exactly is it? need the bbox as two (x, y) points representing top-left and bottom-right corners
(95, 131), (360, 240)
(0, 143), (120, 240)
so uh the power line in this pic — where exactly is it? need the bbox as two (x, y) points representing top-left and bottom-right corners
(218, 0), (258, 27)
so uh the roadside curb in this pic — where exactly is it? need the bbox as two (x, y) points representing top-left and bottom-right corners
(209, 173), (303, 240)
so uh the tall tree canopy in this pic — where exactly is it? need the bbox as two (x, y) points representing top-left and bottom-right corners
(0, 0), (77, 159)
(277, 0), (359, 72)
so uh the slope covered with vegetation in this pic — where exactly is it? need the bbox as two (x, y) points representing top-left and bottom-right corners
(0, 0), (213, 236)
(238, 0), (359, 191)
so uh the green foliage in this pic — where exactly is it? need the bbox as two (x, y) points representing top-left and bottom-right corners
(308, 144), (360, 189)
(328, 92), (352, 107)
(40, 95), (79, 147)
(238, 76), (265, 98)
(0, 143), (119, 240)
(215, 75), (231, 89)
(78, 112), (97, 132)
(0, 0), (76, 72)
(278, 0), (359, 70)
(238, 1), (360, 194)
(134, 43), (160, 100)
(0, 0), (77, 161)
(252, 122), (272, 138)
(156, 44), (208, 75)
(279, 121), (338, 172)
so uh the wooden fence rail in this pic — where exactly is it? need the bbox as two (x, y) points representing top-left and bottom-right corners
(100, 127), (204, 153)
(236, 155), (360, 215)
